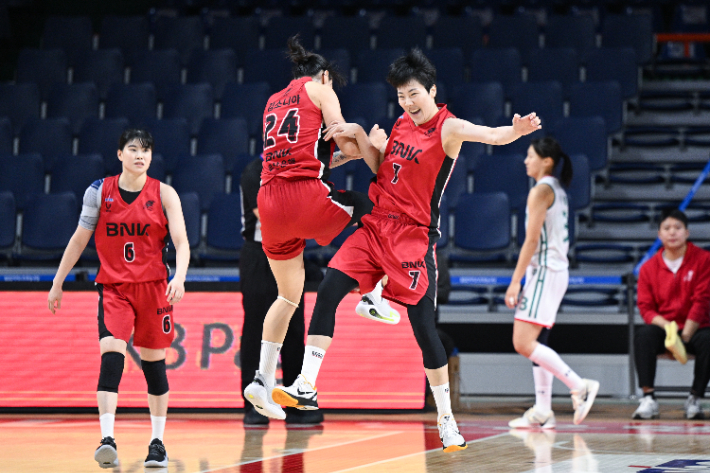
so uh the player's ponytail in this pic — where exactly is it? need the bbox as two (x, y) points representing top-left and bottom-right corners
(531, 137), (573, 187)
(286, 35), (345, 87)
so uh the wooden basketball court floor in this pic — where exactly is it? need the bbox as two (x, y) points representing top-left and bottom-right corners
(3, 398), (710, 473)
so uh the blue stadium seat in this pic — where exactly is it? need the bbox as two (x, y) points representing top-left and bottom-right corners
(203, 193), (243, 260)
(431, 16), (482, 60)
(340, 82), (388, 131)
(553, 117), (608, 172)
(567, 154), (591, 211)
(19, 118), (72, 171)
(19, 192), (77, 259)
(469, 48), (522, 96)
(472, 153), (529, 209)
(147, 154), (165, 182)
(162, 83), (215, 136)
(451, 82), (504, 127)
(585, 48), (639, 99)
(42, 16), (93, 66)
(0, 153), (44, 210)
(545, 15), (596, 60)
(197, 118), (249, 174)
(243, 49), (293, 92)
(601, 13), (654, 64)
(46, 83), (99, 135)
(575, 243), (636, 264)
(459, 137), (486, 173)
(128, 50), (181, 102)
(221, 82), (271, 138)
(0, 118), (11, 156)
(50, 154), (105, 205)
(352, 163), (376, 194)
(509, 81), (564, 129)
(451, 192), (511, 262)
(318, 49), (351, 79)
(143, 118), (190, 174)
(100, 15), (149, 55)
(0, 83), (40, 134)
(327, 166), (347, 191)
(178, 191), (201, 250)
(171, 154), (225, 212)
(318, 16), (370, 53)
(263, 16), (315, 50)
(488, 15), (540, 65)
(375, 16), (427, 50)
(427, 48), (465, 91)
(104, 83), (157, 126)
(232, 153), (257, 183)
(0, 191), (15, 256)
(187, 49), (237, 100)
(16, 48), (67, 100)
(445, 155), (468, 211)
(491, 127), (546, 156)
(208, 16), (260, 59)
(569, 82), (622, 134)
(356, 48), (405, 84)
(527, 48), (580, 98)
(72, 49), (125, 100)
(78, 117), (130, 175)
(154, 16), (205, 66)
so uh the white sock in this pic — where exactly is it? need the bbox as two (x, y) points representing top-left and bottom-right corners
(529, 344), (584, 391)
(99, 413), (115, 439)
(301, 345), (326, 386)
(431, 382), (452, 420)
(259, 341), (282, 387)
(364, 279), (384, 302)
(533, 365), (554, 413)
(150, 415), (166, 441)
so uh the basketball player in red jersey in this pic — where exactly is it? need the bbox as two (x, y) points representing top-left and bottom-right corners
(48, 129), (189, 469)
(272, 49), (541, 452)
(243, 35), (395, 420)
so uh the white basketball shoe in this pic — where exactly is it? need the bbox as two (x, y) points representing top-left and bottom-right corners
(244, 371), (286, 420)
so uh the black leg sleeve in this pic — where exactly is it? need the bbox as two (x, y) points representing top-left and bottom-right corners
(308, 268), (359, 338)
(634, 324), (666, 390)
(407, 296), (448, 370)
(686, 327), (710, 398)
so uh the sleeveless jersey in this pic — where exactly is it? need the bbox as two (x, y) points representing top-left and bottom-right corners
(369, 105), (456, 233)
(260, 76), (334, 185)
(528, 176), (569, 271)
(95, 175), (169, 284)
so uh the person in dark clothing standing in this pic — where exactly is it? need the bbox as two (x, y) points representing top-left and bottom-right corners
(239, 156), (323, 425)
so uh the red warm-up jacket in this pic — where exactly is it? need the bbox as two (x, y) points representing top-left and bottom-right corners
(637, 242), (710, 329)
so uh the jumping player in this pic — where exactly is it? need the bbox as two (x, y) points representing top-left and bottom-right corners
(271, 48), (541, 452)
(48, 129), (189, 468)
(506, 137), (599, 429)
(243, 36), (396, 420)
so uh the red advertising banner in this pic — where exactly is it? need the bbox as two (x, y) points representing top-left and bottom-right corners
(0, 291), (425, 409)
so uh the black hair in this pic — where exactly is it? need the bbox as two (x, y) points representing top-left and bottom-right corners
(118, 128), (153, 151)
(530, 136), (573, 187)
(386, 48), (436, 92)
(287, 35), (346, 87)
(659, 208), (688, 229)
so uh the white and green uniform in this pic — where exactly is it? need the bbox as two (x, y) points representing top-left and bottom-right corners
(515, 176), (570, 328)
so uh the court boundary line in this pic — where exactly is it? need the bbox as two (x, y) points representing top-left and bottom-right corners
(330, 432), (511, 473)
(197, 430), (404, 473)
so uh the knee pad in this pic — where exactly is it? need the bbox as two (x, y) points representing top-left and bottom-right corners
(97, 352), (125, 393)
(142, 359), (169, 396)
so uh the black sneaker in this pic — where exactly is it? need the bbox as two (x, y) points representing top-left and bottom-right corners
(144, 438), (168, 468)
(94, 436), (118, 469)
(244, 407), (270, 425)
(285, 407), (324, 425)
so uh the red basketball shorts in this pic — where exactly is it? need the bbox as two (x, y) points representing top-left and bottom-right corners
(97, 280), (175, 349)
(329, 208), (438, 306)
(258, 177), (354, 260)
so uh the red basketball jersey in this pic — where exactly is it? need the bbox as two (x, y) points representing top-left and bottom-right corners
(95, 175), (169, 284)
(369, 105), (457, 230)
(260, 76), (334, 185)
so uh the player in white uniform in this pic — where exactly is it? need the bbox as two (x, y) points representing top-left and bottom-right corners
(505, 137), (600, 428)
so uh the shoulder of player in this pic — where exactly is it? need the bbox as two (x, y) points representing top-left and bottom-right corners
(529, 182), (554, 206)
(159, 182), (179, 203)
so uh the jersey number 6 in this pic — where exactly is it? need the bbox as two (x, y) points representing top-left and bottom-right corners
(124, 242), (135, 263)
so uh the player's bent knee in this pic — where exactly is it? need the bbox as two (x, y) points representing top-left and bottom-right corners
(97, 352), (125, 393)
(142, 359), (169, 396)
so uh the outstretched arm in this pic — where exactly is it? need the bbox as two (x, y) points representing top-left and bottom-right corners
(442, 113), (542, 156)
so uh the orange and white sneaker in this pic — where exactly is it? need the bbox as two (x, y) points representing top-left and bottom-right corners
(438, 414), (467, 452)
(272, 374), (319, 411)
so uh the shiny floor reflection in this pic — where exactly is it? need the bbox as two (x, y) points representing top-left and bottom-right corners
(2, 412), (710, 472)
